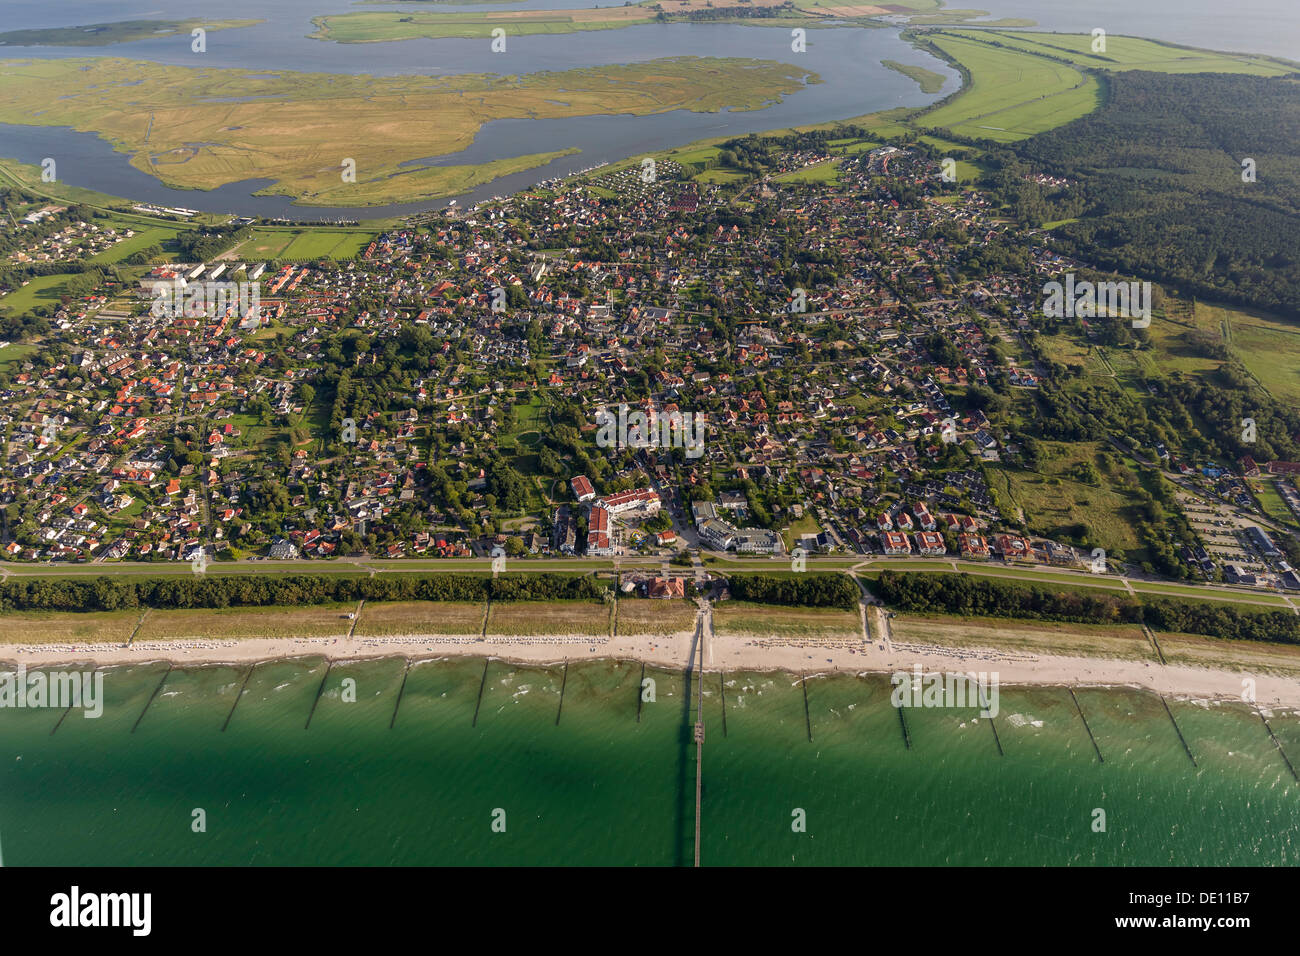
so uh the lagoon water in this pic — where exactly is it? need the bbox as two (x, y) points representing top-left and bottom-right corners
(0, 658), (1295, 865)
(0, 0), (955, 217)
(1, 0), (1295, 215)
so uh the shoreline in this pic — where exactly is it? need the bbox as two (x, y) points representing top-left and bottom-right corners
(3, 629), (1297, 709)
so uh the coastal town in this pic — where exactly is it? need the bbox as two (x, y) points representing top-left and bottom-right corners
(3, 138), (1299, 599)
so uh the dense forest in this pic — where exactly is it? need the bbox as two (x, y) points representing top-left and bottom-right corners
(727, 573), (860, 609)
(875, 570), (1300, 644)
(986, 71), (1300, 316)
(0, 572), (608, 612)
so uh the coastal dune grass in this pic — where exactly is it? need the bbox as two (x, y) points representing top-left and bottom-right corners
(890, 613), (1157, 662)
(354, 601), (487, 636)
(486, 600), (612, 637)
(0, 610), (139, 644)
(616, 598), (698, 636)
(712, 601), (861, 639)
(132, 605), (355, 641)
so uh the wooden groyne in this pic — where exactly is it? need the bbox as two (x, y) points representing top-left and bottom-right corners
(718, 671), (728, 738)
(305, 661), (333, 730)
(389, 659), (411, 729)
(222, 663), (256, 732)
(985, 712), (1004, 756)
(897, 705), (911, 750)
(1069, 688), (1104, 763)
(801, 678), (813, 743)
(471, 659), (490, 727)
(555, 660), (569, 726)
(1159, 695), (1197, 767)
(50, 704), (72, 736)
(1257, 707), (1299, 782)
(132, 664), (171, 734)
(1143, 625), (1168, 665)
(635, 662), (646, 723)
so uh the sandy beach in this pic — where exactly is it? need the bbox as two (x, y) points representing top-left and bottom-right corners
(3, 624), (1298, 708)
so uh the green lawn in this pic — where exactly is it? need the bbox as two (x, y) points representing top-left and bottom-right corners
(0, 273), (76, 314)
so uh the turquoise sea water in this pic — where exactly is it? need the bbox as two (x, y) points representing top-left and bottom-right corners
(0, 658), (1295, 865)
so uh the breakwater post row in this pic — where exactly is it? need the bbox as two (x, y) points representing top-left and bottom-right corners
(1159, 695), (1197, 767)
(1069, 688), (1104, 763)
(555, 660), (569, 726)
(1257, 707), (1300, 782)
(390, 659), (411, 729)
(801, 678), (813, 743)
(471, 659), (490, 728)
(305, 661), (333, 730)
(221, 663), (256, 732)
(132, 664), (171, 734)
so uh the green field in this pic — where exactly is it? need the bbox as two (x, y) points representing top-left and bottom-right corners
(969, 30), (1297, 76)
(772, 160), (841, 185)
(241, 227), (376, 261)
(914, 28), (1296, 145)
(920, 32), (1101, 141)
(90, 221), (185, 264)
(0, 273), (77, 315)
(1204, 302), (1300, 406)
(986, 442), (1144, 554)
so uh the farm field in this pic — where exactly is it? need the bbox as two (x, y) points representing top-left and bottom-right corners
(773, 160), (840, 184)
(0, 273), (75, 315)
(88, 220), (186, 264)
